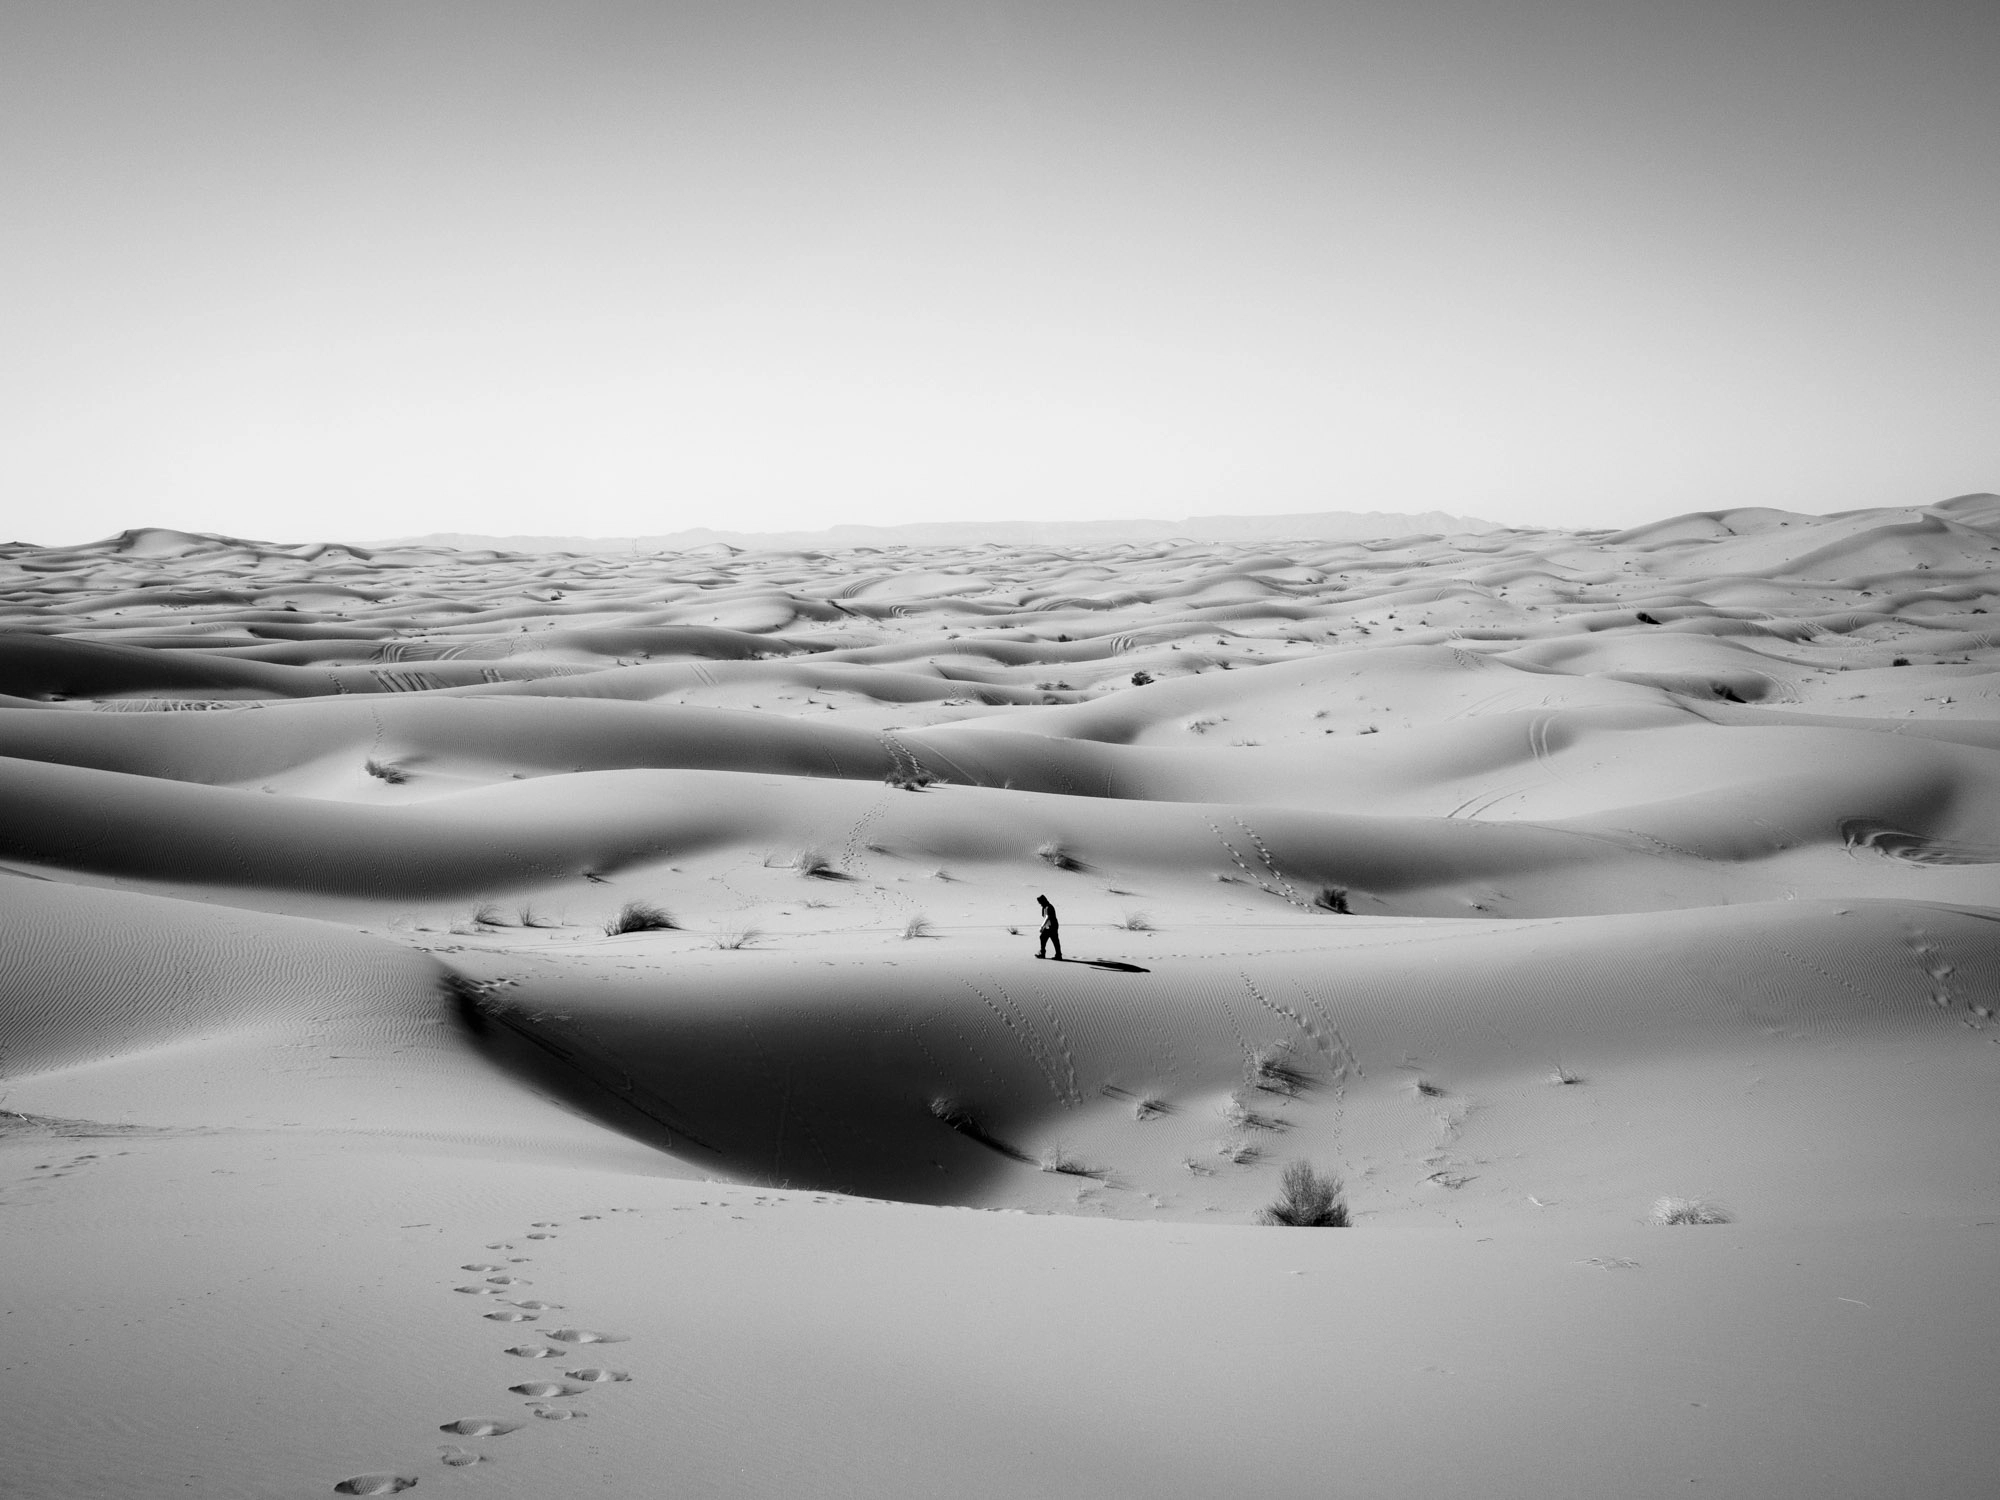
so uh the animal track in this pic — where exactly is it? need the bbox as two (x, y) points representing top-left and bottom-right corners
(482, 1309), (539, 1322)
(509, 1381), (583, 1398)
(504, 1344), (562, 1358)
(567, 1367), (632, 1383)
(334, 1475), (418, 1496)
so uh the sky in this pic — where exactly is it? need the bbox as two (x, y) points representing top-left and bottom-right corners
(2, 0), (1995, 545)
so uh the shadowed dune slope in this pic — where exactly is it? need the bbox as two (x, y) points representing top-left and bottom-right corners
(453, 898), (2000, 1217)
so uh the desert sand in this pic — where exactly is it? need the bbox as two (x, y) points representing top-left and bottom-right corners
(3, 496), (1999, 1498)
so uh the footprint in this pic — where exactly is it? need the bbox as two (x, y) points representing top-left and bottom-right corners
(546, 1327), (628, 1344)
(503, 1345), (562, 1359)
(524, 1233), (557, 1240)
(566, 1368), (632, 1383)
(530, 1221), (561, 1227)
(439, 1417), (523, 1437)
(484, 1242), (515, 1250)
(483, 1309), (539, 1322)
(439, 1446), (486, 1468)
(454, 1286), (504, 1295)
(530, 1406), (587, 1421)
(580, 1214), (602, 1220)
(508, 1382), (583, 1399)
(484, 1275), (530, 1285)
(461, 1263), (505, 1272)
(334, 1475), (418, 1496)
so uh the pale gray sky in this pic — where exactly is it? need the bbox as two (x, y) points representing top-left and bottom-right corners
(3, 0), (1995, 543)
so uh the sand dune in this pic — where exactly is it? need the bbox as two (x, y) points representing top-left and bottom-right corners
(4, 498), (1998, 1497)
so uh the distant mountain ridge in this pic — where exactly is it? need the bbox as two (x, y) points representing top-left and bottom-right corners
(379, 509), (1501, 554)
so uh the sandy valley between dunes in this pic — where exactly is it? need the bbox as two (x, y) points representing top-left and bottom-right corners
(3, 497), (1999, 1498)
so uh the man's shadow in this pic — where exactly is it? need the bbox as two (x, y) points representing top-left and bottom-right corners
(1036, 956), (1151, 973)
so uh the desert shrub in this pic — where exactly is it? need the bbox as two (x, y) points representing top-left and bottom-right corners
(1222, 1094), (1282, 1131)
(1651, 1196), (1731, 1226)
(1259, 1161), (1350, 1227)
(604, 901), (676, 936)
(1038, 1142), (1098, 1177)
(1251, 1047), (1312, 1096)
(1118, 911), (1154, 931)
(518, 906), (559, 929)
(901, 914), (934, 939)
(789, 848), (847, 880)
(364, 758), (407, 784)
(709, 926), (763, 950)
(1550, 1063), (1584, 1086)
(471, 903), (506, 926)
(1313, 886), (1351, 914)
(1036, 841), (1082, 872)
(1130, 670), (1153, 686)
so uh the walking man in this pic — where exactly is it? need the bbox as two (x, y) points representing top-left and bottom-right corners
(1035, 894), (1062, 960)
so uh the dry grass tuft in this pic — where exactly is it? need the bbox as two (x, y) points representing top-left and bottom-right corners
(1251, 1046), (1312, 1097)
(1259, 1160), (1350, 1227)
(901, 914), (934, 940)
(1313, 885), (1352, 914)
(604, 901), (676, 936)
(1117, 911), (1154, 932)
(1036, 841), (1083, 872)
(1651, 1196), (1731, 1226)
(709, 925), (764, 950)
(1038, 1143), (1100, 1178)
(364, 757), (408, 784)
(789, 848), (848, 880)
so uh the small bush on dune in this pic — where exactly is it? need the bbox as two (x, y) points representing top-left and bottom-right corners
(1251, 1046), (1312, 1097)
(788, 848), (847, 880)
(1038, 1142), (1100, 1178)
(364, 758), (407, 784)
(1130, 671), (1153, 686)
(1651, 1196), (1731, 1226)
(518, 906), (560, 929)
(1118, 911), (1154, 931)
(710, 926), (763, 950)
(1036, 841), (1082, 872)
(1313, 886), (1351, 914)
(901, 915), (934, 939)
(604, 901), (676, 936)
(1260, 1160), (1350, 1227)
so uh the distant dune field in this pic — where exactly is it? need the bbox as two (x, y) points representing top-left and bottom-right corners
(4, 499), (1999, 1498)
